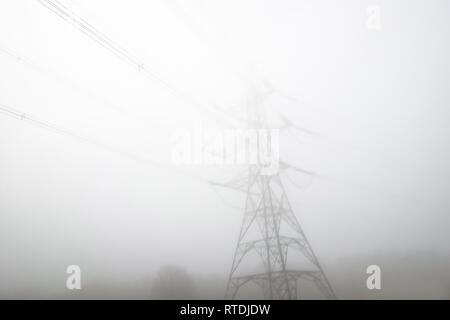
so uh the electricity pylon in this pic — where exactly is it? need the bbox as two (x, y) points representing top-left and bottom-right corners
(222, 91), (336, 300)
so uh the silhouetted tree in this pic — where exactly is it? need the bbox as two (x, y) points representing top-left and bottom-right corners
(150, 265), (196, 299)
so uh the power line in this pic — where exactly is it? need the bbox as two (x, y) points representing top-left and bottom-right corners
(37, 0), (231, 127)
(0, 102), (208, 185)
(33, 0), (437, 210)
(37, 0), (350, 162)
(0, 44), (148, 122)
(29, 1), (432, 208)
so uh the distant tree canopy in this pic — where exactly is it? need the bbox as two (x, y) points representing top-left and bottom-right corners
(150, 265), (196, 299)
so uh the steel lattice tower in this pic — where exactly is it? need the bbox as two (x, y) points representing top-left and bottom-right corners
(223, 91), (336, 300)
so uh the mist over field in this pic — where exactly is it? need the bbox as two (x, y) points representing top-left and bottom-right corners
(3, 252), (450, 299)
(1, 0), (449, 300)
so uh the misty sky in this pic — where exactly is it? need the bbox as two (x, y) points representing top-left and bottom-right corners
(0, 0), (449, 297)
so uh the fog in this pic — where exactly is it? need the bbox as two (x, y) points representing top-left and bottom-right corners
(0, 0), (449, 299)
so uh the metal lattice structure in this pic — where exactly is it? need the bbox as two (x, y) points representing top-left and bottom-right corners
(224, 168), (335, 299)
(224, 93), (336, 300)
